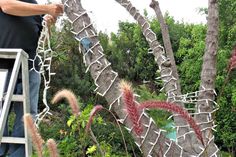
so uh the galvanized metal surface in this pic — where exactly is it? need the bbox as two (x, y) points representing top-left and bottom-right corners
(0, 49), (32, 157)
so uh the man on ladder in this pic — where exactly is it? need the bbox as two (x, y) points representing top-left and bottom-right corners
(0, 1), (63, 156)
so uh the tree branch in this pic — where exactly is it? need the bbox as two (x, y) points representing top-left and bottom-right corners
(196, 0), (220, 155)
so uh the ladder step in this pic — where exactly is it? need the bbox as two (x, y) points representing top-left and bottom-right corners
(1, 137), (26, 144)
(3, 95), (24, 102)
(12, 95), (24, 102)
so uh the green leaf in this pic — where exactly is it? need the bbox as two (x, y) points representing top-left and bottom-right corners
(67, 116), (75, 127)
(81, 121), (86, 128)
(97, 116), (104, 124)
(86, 145), (97, 154)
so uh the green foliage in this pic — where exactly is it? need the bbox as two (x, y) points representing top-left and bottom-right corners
(39, 100), (137, 156)
(56, 104), (102, 156)
(215, 83), (236, 155)
(103, 22), (158, 82)
(220, 151), (234, 157)
(45, 20), (102, 108)
(214, 1), (236, 155)
(176, 24), (206, 93)
(219, 0), (236, 48)
(135, 85), (174, 134)
(92, 122), (140, 157)
(86, 145), (97, 156)
(37, 4), (236, 155)
(136, 84), (166, 101)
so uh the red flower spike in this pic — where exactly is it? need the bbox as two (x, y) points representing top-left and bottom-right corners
(120, 80), (143, 136)
(229, 55), (236, 71)
(85, 105), (104, 133)
(24, 114), (44, 157)
(138, 101), (204, 145)
(47, 139), (59, 157)
(229, 47), (236, 71)
(51, 89), (80, 116)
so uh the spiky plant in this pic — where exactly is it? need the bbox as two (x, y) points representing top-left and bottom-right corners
(85, 105), (104, 133)
(47, 139), (59, 157)
(218, 47), (236, 100)
(24, 114), (44, 157)
(120, 80), (204, 146)
(228, 47), (236, 72)
(138, 101), (204, 146)
(85, 104), (129, 156)
(51, 89), (80, 116)
(119, 80), (143, 136)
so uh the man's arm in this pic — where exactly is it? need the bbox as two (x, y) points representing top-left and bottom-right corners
(0, 0), (63, 17)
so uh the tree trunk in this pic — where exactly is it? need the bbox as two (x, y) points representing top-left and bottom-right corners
(149, 0), (181, 94)
(195, 0), (220, 156)
(143, 0), (220, 156)
(114, 0), (198, 153)
(62, 0), (188, 156)
(148, 0), (196, 150)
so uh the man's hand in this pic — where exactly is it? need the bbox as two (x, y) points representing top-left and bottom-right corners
(47, 4), (63, 18)
(44, 14), (56, 27)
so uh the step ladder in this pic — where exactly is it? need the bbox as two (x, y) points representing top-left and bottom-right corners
(0, 49), (32, 157)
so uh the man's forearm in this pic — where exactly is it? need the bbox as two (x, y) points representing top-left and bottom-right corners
(0, 0), (49, 16)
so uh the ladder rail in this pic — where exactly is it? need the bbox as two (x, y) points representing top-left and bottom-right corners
(21, 51), (32, 156)
(0, 51), (22, 140)
(0, 69), (8, 116)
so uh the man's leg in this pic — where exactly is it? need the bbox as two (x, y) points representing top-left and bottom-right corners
(9, 70), (41, 157)
(0, 123), (9, 156)
(28, 70), (41, 119)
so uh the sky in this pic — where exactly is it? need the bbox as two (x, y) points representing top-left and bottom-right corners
(38, 0), (208, 33)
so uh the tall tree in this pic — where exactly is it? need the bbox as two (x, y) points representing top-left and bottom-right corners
(61, 0), (220, 156)
(195, 0), (220, 155)
(150, 0), (220, 156)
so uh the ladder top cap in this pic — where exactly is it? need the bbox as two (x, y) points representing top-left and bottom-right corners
(0, 49), (28, 58)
